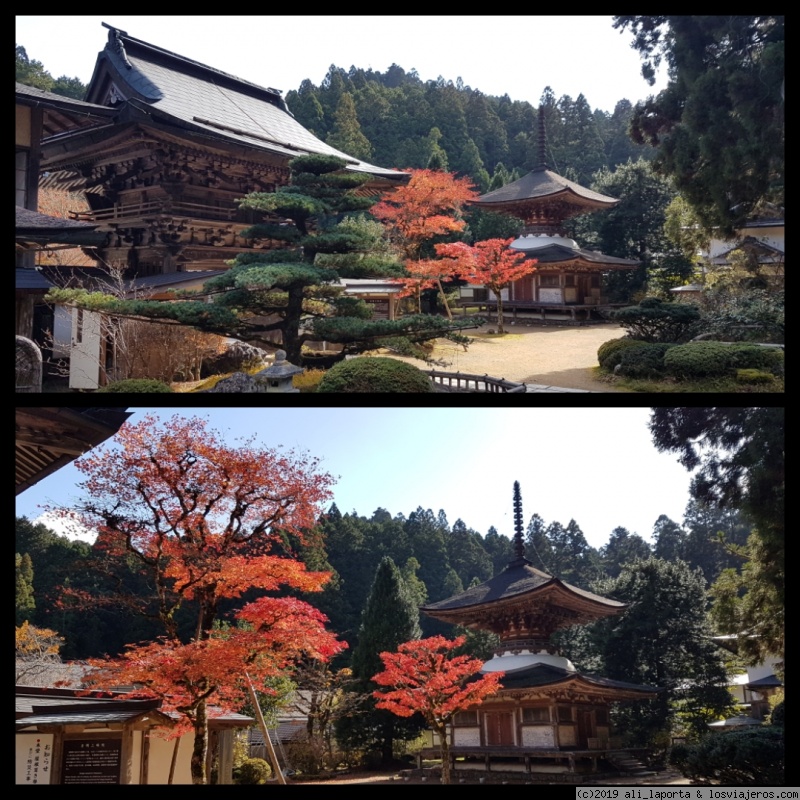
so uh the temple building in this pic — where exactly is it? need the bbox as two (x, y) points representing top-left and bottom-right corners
(461, 115), (639, 323)
(419, 482), (659, 780)
(39, 24), (405, 278)
(26, 23), (406, 389)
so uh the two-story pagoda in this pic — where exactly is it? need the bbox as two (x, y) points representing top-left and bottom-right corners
(419, 482), (659, 778)
(462, 114), (639, 322)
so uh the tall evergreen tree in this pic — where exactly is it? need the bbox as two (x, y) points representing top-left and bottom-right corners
(587, 558), (736, 744)
(339, 556), (424, 763)
(599, 526), (652, 578)
(483, 525), (514, 576)
(326, 92), (373, 161)
(616, 16), (784, 235)
(524, 513), (552, 573)
(15, 553), (35, 625)
(651, 514), (688, 563)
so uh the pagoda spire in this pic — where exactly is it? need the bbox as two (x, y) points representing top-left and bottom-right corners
(513, 481), (525, 560)
(536, 104), (547, 171)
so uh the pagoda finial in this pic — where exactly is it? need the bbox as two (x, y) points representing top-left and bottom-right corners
(513, 481), (525, 559)
(537, 105), (547, 171)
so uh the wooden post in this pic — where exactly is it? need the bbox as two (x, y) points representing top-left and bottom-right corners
(244, 671), (286, 785)
(168, 735), (181, 785)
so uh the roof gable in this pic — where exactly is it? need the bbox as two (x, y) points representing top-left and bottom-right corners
(82, 25), (403, 180)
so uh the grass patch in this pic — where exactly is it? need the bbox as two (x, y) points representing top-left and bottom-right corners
(605, 373), (784, 393)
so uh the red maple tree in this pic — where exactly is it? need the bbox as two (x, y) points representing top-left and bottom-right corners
(63, 414), (342, 784)
(372, 169), (479, 316)
(435, 238), (538, 333)
(372, 635), (503, 784)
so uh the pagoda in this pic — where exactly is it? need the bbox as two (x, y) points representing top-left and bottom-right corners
(463, 112), (639, 321)
(419, 482), (659, 778)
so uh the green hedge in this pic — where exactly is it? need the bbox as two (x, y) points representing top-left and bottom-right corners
(597, 337), (644, 370)
(664, 342), (784, 379)
(610, 297), (701, 343)
(615, 342), (676, 378)
(97, 378), (174, 393)
(317, 357), (434, 393)
(669, 727), (784, 785)
(234, 757), (272, 785)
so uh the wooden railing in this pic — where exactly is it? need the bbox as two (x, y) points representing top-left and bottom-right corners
(427, 370), (527, 393)
(69, 199), (240, 223)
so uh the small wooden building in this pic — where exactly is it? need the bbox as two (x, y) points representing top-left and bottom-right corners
(419, 483), (659, 778)
(16, 686), (252, 785)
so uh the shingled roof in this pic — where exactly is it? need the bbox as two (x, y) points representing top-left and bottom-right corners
(15, 82), (115, 138)
(421, 560), (625, 616)
(510, 240), (640, 270)
(472, 166), (619, 210)
(15, 206), (107, 247)
(495, 662), (660, 696)
(80, 24), (404, 181)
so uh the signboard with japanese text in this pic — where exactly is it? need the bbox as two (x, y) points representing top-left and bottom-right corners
(16, 734), (54, 785)
(62, 737), (122, 784)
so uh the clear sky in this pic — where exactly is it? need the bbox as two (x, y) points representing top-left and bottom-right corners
(15, 407), (697, 550)
(15, 16), (668, 115)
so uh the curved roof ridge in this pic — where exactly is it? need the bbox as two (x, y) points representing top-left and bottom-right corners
(420, 561), (624, 613)
(473, 168), (619, 207)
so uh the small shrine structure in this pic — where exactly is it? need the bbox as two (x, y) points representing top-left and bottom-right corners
(419, 482), (659, 779)
(462, 114), (639, 322)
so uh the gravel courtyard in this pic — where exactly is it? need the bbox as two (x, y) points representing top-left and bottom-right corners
(379, 321), (628, 392)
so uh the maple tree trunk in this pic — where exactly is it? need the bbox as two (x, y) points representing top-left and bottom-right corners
(190, 698), (209, 784)
(436, 279), (453, 319)
(439, 727), (451, 785)
(494, 290), (505, 334)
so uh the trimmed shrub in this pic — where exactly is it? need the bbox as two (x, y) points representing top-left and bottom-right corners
(615, 342), (676, 378)
(669, 727), (784, 786)
(664, 342), (784, 379)
(597, 337), (643, 371)
(664, 341), (737, 379)
(725, 344), (784, 373)
(234, 757), (272, 784)
(611, 297), (701, 343)
(97, 378), (173, 393)
(317, 357), (434, 393)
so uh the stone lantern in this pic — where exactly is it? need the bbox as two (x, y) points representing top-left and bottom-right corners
(254, 350), (303, 393)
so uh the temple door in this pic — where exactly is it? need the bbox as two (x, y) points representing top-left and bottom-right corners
(513, 276), (533, 301)
(485, 712), (515, 746)
(577, 709), (594, 748)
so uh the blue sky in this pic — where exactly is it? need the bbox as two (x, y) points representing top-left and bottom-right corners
(16, 407), (696, 549)
(16, 16), (668, 115)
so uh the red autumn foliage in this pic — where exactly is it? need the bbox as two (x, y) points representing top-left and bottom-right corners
(62, 414), (342, 783)
(373, 170), (479, 314)
(372, 635), (503, 784)
(83, 597), (343, 738)
(372, 169), (479, 259)
(435, 238), (538, 333)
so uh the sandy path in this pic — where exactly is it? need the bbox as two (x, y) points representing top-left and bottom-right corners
(378, 322), (627, 392)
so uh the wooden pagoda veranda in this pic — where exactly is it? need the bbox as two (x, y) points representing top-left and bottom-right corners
(418, 482), (660, 781)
